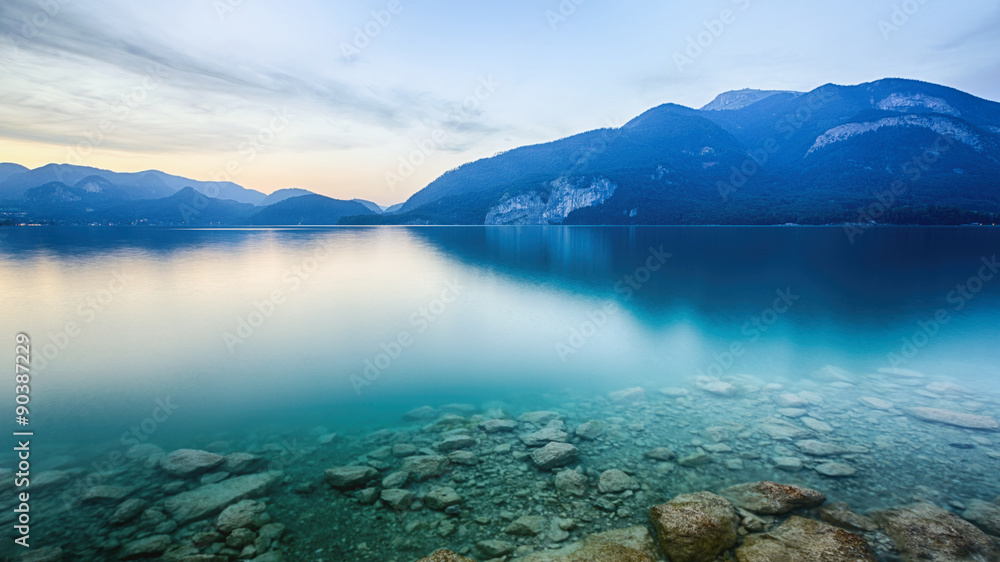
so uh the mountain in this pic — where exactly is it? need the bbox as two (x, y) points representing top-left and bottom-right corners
(0, 164), (266, 204)
(100, 187), (256, 225)
(0, 163), (28, 183)
(344, 78), (1000, 226)
(352, 199), (385, 213)
(257, 188), (315, 206)
(700, 89), (801, 111)
(247, 194), (375, 225)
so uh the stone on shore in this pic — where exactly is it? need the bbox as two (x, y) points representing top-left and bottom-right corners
(906, 407), (999, 430)
(648, 491), (739, 562)
(736, 516), (876, 561)
(719, 481), (826, 515)
(871, 502), (1000, 561)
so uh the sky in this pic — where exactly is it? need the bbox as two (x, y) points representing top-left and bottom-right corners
(1, 0), (999, 206)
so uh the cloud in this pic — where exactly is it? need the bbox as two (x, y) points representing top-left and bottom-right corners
(0, 0), (500, 155)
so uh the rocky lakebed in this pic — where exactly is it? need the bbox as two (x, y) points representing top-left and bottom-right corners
(3, 364), (1000, 561)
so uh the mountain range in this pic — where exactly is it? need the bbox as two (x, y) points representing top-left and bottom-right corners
(3, 78), (999, 226)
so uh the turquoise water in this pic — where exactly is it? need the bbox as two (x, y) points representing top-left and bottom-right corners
(1, 226), (999, 560)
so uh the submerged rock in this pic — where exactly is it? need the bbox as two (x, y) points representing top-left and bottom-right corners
(519, 411), (562, 425)
(963, 499), (1000, 537)
(520, 427), (570, 447)
(736, 516), (876, 561)
(574, 420), (605, 440)
(222, 452), (265, 474)
(871, 502), (1000, 561)
(598, 469), (640, 494)
(110, 498), (149, 525)
(324, 466), (377, 490)
(475, 539), (515, 558)
(119, 534), (171, 560)
(554, 469), (589, 496)
(906, 407), (999, 430)
(719, 481), (826, 515)
(815, 462), (856, 477)
(160, 449), (224, 477)
(645, 447), (676, 461)
(163, 472), (281, 523)
(819, 502), (879, 532)
(435, 435), (476, 452)
(381, 488), (415, 511)
(648, 491), (739, 562)
(423, 487), (462, 511)
(216, 499), (267, 533)
(401, 455), (450, 481)
(479, 419), (518, 433)
(772, 457), (804, 472)
(859, 396), (894, 410)
(505, 515), (546, 536)
(403, 406), (438, 421)
(531, 442), (579, 471)
(678, 450), (713, 467)
(759, 420), (808, 441)
(609, 387), (647, 403)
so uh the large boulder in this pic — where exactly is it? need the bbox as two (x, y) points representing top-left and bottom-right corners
(735, 516), (876, 561)
(870, 502), (1000, 561)
(648, 492), (739, 562)
(163, 472), (281, 523)
(531, 442), (579, 471)
(720, 481), (826, 515)
(323, 466), (377, 490)
(159, 449), (224, 477)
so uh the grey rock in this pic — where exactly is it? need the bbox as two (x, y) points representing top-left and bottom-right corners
(436, 435), (476, 452)
(400, 455), (450, 482)
(531, 442), (579, 471)
(505, 515), (546, 536)
(520, 427), (569, 447)
(574, 420), (605, 440)
(476, 539), (515, 558)
(645, 447), (676, 461)
(906, 407), (999, 430)
(736, 516), (876, 561)
(773, 456), (804, 472)
(678, 450), (713, 467)
(381, 489), (415, 510)
(447, 450), (479, 466)
(609, 387), (646, 403)
(819, 502), (879, 532)
(871, 502), (1000, 561)
(159, 449), (224, 477)
(554, 469), (588, 496)
(324, 466), (378, 489)
(110, 498), (149, 525)
(382, 471), (410, 489)
(424, 487), (462, 511)
(403, 406), (438, 421)
(964, 499), (1000, 536)
(598, 469), (640, 494)
(216, 499), (267, 533)
(119, 534), (171, 560)
(163, 472), (281, 523)
(222, 452), (265, 475)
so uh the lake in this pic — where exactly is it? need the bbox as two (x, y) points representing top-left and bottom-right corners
(2, 225), (999, 560)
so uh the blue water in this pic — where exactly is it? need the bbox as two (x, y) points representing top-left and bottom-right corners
(1, 225), (999, 560)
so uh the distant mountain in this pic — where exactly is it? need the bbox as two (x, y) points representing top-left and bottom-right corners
(102, 187), (256, 225)
(257, 188), (315, 206)
(0, 163), (28, 183)
(352, 199), (385, 213)
(248, 194), (375, 225)
(0, 163), (266, 204)
(343, 78), (1000, 226)
(700, 89), (801, 111)
(384, 203), (404, 214)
